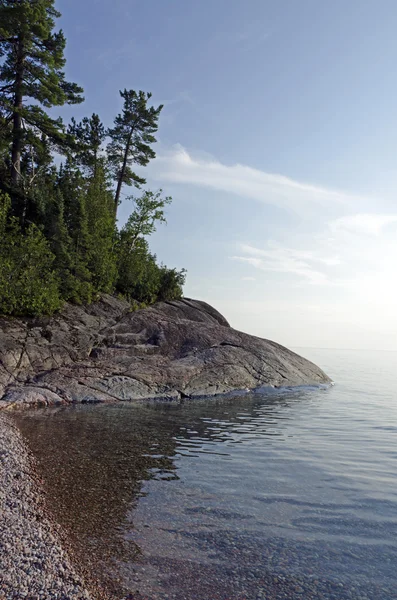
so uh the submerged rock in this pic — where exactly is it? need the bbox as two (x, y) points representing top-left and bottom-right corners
(0, 295), (330, 408)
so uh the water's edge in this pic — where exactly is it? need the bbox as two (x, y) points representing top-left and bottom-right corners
(12, 348), (397, 599)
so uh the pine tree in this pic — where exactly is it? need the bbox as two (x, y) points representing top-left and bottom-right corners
(43, 186), (72, 280)
(20, 132), (55, 221)
(56, 160), (93, 303)
(85, 160), (117, 292)
(107, 89), (163, 220)
(68, 113), (105, 176)
(0, 4), (186, 316)
(0, 0), (84, 198)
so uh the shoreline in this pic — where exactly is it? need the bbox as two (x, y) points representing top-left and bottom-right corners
(0, 380), (333, 412)
(0, 296), (331, 413)
(0, 384), (332, 600)
(0, 413), (96, 600)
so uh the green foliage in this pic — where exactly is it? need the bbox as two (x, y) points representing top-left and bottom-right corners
(54, 161), (93, 303)
(116, 238), (161, 304)
(115, 235), (186, 305)
(157, 267), (186, 302)
(123, 189), (171, 245)
(85, 162), (118, 293)
(0, 192), (61, 316)
(0, 6), (186, 317)
(0, 0), (83, 191)
(107, 89), (163, 218)
(114, 188), (184, 303)
(67, 114), (105, 175)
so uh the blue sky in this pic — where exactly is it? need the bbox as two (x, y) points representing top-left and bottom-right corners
(57, 0), (397, 350)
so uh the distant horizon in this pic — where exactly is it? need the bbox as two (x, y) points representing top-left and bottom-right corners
(293, 345), (397, 353)
(58, 0), (397, 351)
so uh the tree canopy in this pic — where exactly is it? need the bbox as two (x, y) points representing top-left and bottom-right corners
(0, 1), (185, 316)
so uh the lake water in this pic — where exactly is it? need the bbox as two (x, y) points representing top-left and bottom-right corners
(16, 348), (397, 599)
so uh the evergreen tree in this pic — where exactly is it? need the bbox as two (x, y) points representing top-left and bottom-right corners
(0, 0), (84, 200)
(0, 6), (186, 317)
(43, 186), (72, 285)
(85, 160), (117, 293)
(68, 113), (105, 176)
(56, 160), (93, 303)
(0, 113), (11, 184)
(20, 132), (56, 222)
(107, 90), (162, 220)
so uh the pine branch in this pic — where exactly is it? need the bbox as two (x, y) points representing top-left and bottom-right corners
(0, 37), (18, 44)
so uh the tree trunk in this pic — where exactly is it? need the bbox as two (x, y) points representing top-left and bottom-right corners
(114, 130), (132, 221)
(11, 38), (24, 187)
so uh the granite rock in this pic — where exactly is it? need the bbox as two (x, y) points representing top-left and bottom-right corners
(0, 296), (331, 408)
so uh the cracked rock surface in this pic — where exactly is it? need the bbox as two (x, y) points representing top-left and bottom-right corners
(0, 295), (330, 409)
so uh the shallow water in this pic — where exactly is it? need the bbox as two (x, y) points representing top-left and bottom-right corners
(16, 348), (397, 599)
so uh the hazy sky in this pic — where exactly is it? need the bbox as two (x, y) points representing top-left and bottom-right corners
(57, 0), (397, 350)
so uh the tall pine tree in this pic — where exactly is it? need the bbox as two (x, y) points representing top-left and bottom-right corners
(0, 0), (83, 206)
(107, 89), (162, 220)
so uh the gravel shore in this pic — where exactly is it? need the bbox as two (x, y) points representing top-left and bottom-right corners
(0, 413), (93, 600)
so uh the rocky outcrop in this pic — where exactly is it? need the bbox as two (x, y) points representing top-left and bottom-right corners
(0, 295), (330, 409)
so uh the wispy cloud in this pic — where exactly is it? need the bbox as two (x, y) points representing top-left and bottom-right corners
(96, 39), (141, 69)
(212, 26), (270, 53)
(150, 145), (371, 215)
(232, 212), (397, 287)
(232, 242), (339, 285)
(163, 91), (198, 109)
(161, 92), (215, 128)
(148, 145), (397, 294)
(330, 213), (397, 236)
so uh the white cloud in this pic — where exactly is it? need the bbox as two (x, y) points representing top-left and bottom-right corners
(240, 243), (341, 266)
(330, 213), (397, 236)
(150, 146), (369, 215)
(232, 242), (336, 285)
(231, 210), (397, 292)
(147, 144), (397, 347)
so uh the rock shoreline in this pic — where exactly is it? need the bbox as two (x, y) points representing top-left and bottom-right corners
(0, 297), (330, 597)
(0, 296), (331, 409)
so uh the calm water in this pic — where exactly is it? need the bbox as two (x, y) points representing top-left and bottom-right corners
(16, 349), (397, 600)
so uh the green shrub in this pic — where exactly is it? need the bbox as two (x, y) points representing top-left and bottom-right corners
(0, 193), (62, 316)
(157, 267), (186, 302)
(116, 238), (160, 304)
(116, 234), (186, 305)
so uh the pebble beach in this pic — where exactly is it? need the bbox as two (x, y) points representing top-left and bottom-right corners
(0, 414), (92, 600)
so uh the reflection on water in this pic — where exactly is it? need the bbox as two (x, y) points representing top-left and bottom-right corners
(15, 349), (397, 599)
